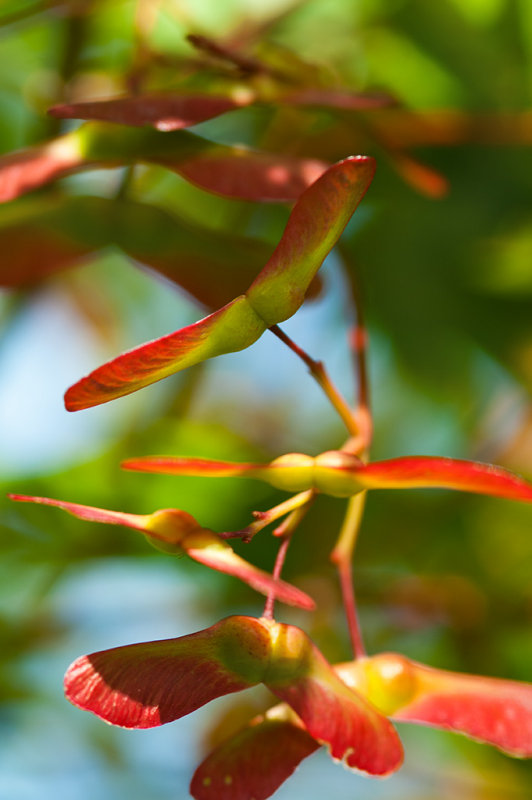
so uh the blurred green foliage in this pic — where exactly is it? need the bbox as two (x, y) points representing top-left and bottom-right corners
(0, 1), (531, 798)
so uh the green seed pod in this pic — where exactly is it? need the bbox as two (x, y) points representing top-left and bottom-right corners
(266, 453), (315, 492)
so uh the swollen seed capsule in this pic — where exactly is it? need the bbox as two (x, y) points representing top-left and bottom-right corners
(267, 453), (315, 492)
(363, 654), (417, 716)
(314, 451), (365, 497)
(143, 508), (199, 554)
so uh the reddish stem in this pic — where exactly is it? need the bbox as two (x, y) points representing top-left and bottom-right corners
(262, 499), (313, 619)
(263, 536), (292, 620)
(336, 558), (366, 659)
(219, 490), (313, 542)
(270, 324), (360, 436)
(330, 492), (367, 659)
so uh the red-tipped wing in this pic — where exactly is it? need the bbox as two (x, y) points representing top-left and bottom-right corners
(121, 455), (266, 477)
(266, 625), (403, 776)
(247, 156), (375, 325)
(0, 139), (81, 203)
(64, 156), (374, 410)
(64, 616), (270, 728)
(354, 456), (532, 502)
(394, 660), (532, 757)
(64, 295), (265, 410)
(174, 148), (327, 203)
(49, 94), (245, 131)
(8, 494), (148, 531)
(185, 537), (314, 610)
(191, 714), (318, 800)
(9, 495), (314, 608)
(0, 123), (327, 204)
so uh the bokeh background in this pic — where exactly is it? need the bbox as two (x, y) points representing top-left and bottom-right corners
(1, 1), (532, 798)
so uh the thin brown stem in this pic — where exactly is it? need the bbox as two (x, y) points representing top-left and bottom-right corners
(270, 324), (360, 437)
(330, 492), (367, 658)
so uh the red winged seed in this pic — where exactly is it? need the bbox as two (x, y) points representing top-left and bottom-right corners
(48, 94), (246, 131)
